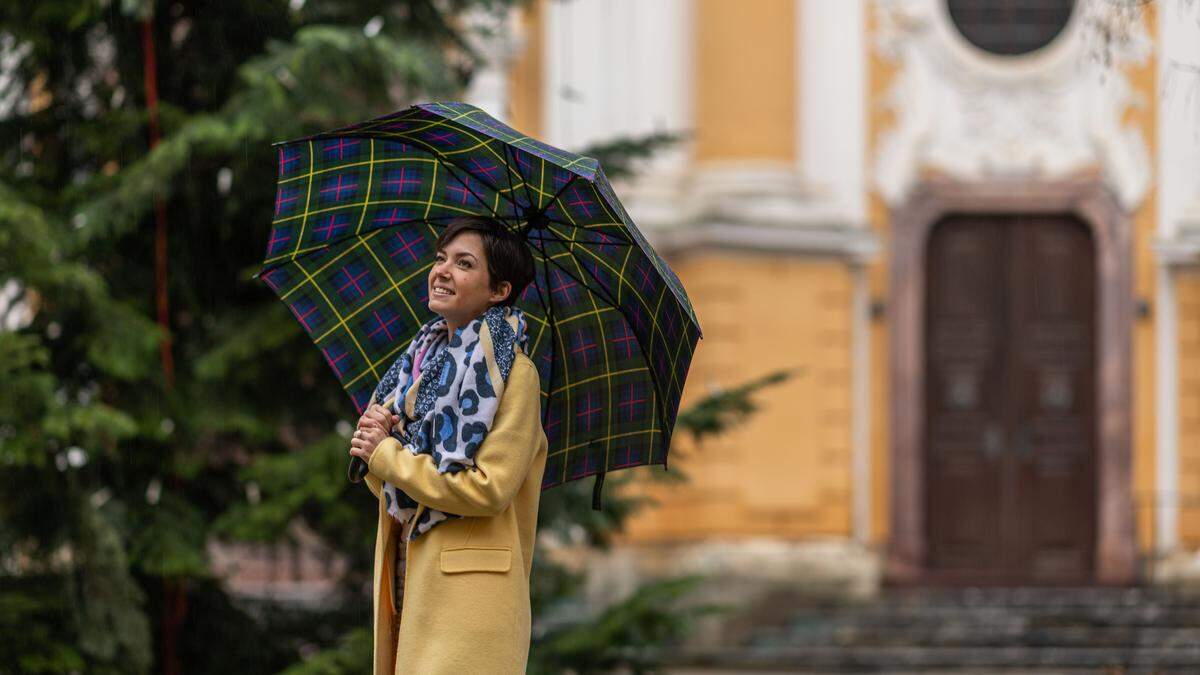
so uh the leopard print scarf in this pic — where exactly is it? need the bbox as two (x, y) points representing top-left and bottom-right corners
(370, 305), (529, 540)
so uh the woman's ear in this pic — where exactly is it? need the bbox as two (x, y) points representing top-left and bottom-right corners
(489, 280), (513, 304)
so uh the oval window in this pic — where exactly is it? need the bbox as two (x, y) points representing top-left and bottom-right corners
(947, 0), (1075, 56)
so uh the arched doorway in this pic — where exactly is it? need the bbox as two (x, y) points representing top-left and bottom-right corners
(923, 214), (1096, 584)
(886, 180), (1135, 586)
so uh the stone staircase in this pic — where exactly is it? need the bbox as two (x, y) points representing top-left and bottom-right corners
(669, 587), (1200, 673)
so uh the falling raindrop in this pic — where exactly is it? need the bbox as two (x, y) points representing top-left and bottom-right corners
(364, 15), (384, 37)
(146, 478), (162, 505)
(66, 446), (87, 468)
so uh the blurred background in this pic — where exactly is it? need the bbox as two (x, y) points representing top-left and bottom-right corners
(4, 0), (1200, 673)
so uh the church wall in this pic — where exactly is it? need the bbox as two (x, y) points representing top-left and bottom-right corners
(500, 0), (1197, 586)
(616, 252), (855, 542)
(1177, 271), (1200, 546)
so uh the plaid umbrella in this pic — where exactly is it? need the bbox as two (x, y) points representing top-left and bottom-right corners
(255, 102), (701, 507)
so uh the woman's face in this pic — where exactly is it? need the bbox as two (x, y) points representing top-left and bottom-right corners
(427, 231), (512, 330)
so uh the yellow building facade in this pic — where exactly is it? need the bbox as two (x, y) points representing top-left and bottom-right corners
(476, 0), (1200, 596)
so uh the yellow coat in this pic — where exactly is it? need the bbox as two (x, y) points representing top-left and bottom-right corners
(363, 352), (547, 674)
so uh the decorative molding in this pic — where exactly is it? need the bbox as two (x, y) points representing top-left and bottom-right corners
(644, 221), (879, 263)
(623, 160), (880, 260)
(872, 0), (1152, 211)
(1155, 201), (1200, 267)
(686, 162), (833, 226)
(1155, 233), (1200, 267)
(1157, 0), (1200, 243)
(542, 0), (873, 256)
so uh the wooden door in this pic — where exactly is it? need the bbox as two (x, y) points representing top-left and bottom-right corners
(924, 215), (1096, 584)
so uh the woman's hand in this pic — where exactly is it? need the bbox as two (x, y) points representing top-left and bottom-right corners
(357, 404), (399, 435)
(350, 405), (401, 465)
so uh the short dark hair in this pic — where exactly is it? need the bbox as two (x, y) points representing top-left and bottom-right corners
(435, 216), (535, 307)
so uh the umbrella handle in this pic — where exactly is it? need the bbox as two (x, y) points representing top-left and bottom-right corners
(348, 456), (369, 483)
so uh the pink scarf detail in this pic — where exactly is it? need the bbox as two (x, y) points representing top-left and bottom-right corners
(412, 342), (432, 379)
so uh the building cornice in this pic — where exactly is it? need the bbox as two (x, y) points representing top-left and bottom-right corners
(621, 161), (879, 262)
(643, 222), (879, 263)
(1155, 232), (1200, 267)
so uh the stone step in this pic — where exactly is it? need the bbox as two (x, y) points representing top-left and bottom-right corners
(787, 607), (1200, 629)
(763, 622), (1200, 649)
(879, 587), (1195, 608)
(694, 588), (1200, 672)
(677, 645), (1200, 672)
(767, 598), (1200, 635)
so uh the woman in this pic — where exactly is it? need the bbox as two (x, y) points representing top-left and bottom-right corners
(349, 216), (547, 674)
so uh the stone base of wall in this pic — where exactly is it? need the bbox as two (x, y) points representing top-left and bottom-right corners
(1146, 550), (1200, 593)
(542, 536), (881, 646)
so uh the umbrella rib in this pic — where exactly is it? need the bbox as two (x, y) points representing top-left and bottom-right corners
(523, 230), (643, 305)
(506, 144), (540, 214)
(534, 246), (627, 336)
(531, 246), (675, 464)
(494, 140), (520, 210)
(256, 214), (473, 278)
(527, 238), (560, 434)
(436, 156), (503, 215)
(545, 173), (579, 215)
(524, 173), (584, 238)
(501, 144), (530, 214)
(540, 186), (637, 249)
(434, 152), (522, 218)
(374, 125), (517, 212)
(499, 143), (534, 215)
(537, 214), (627, 233)
(535, 223), (635, 249)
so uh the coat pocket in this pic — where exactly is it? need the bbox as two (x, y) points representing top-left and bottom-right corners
(439, 546), (512, 574)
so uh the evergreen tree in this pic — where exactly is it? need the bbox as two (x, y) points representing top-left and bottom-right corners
(0, 2), (789, 672)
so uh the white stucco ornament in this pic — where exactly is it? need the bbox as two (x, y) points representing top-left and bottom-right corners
(872, 0), (1151, 210)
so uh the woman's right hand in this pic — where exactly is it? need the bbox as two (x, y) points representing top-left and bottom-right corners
(351, 405), (401, 464)
(357, 405), (400, 435)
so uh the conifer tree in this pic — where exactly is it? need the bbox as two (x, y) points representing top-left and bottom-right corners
(0, 3), (788, 672)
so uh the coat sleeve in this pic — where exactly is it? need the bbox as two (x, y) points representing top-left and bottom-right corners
(365, 357), (543, 517)
(363, 466), (384, 500)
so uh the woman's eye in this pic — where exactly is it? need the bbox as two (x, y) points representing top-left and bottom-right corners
(458, 260), (470, 268)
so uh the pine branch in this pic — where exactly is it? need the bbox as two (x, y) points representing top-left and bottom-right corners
(529, 574), (732, 675)
(0, 3), (782, 672)
(0, 579), (87, 674)
(576, 130), (687, 181)
(675, 369), (797, 444)
(72, 500), (153, 674)
(275, 627), (373, 675)
(71, 27), (458, 247)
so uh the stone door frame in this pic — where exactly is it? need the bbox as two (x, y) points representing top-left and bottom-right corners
(886, 179), (1136, 585)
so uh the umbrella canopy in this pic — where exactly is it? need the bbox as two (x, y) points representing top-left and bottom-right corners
(256, 102), (701, 502)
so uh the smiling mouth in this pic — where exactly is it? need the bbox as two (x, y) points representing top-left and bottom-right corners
(432, 287), (455, 297)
